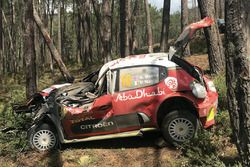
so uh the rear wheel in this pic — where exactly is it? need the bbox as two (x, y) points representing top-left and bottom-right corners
(161, 110), (198, 145)
(29, 123), (58, 151)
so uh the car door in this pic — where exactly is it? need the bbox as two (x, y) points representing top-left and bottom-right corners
(111, 65), (167, 132)
(61, 72), (119, 139)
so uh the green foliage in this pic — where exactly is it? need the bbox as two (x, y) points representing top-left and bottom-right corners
(0, 84), (30, 159)
(190, 36), (208, 54)
(180, 131), (226, 167)
(214, 111), (232, 137)
(213, 73), (227, 110)
(179, 111), (240, 167)
(169, 11), (181, 40)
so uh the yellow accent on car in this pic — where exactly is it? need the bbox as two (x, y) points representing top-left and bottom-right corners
(207, 107), (215, 122)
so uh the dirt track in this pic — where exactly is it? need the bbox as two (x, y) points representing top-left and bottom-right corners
(12, 132), (184, 167)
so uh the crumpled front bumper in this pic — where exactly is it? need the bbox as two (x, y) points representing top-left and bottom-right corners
(197, 91), (218, 128)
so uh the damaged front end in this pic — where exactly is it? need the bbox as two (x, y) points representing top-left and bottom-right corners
(12, 93), (45, 114)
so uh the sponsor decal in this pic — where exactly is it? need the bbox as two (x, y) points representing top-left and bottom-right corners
(63, 103), (93, 116)
(64, 106), (84, 115)
(71, 113), (140, 134)
(80, 121), (114, 130)
(71, 116), (95, 124)
(116, 87), (165, 101)
(164, 77), (178, 91)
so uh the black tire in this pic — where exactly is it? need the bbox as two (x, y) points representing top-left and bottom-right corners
(29, 123), (58, 151)
(161, 110), (198, 145)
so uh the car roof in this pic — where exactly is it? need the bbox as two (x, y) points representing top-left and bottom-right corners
(106, 52), (177, 70)
(96, 53), (178, 87)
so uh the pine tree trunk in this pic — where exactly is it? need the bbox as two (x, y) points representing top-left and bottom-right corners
(24, 0), (37, 98)
(225, 0), (250, 166)
(160, 0), (171, 52)
(102, 0), (112, 62)
(131, 0), (142, 54)
(197, 0), (225, 74)
(181, 0), (191, 56)
(0, 0), (2, 52)
(33, 9), (74, 82)
(119, 0), (130, 57)
(58, 0), (62, 55)
(214, 0), (220, 18)
(144, 0), (153, 53)
(219, 0), (225, 19)
(82, 0), (93, 66)
(0, 0), (3, 81)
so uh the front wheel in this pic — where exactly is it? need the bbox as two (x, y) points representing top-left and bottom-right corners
(161, 110), (198, 145)
(29, 123), (58, 151)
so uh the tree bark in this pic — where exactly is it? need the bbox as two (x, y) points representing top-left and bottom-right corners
(119, 0), (130, 57)
(197, 0), (225, 74)
(0, 0), (3, 81)
(33, 9), (74, 82)
(0, 0), (2, 51)
(225, 0), (250, 166)
(160, 0), (171, 52)
(130, 0), (142, 54)
(144, 0), (153, 53)
(24, 0), (37, 98)
(102, 0), (112, 62)
(58, 0), (62, 55)
(82, 0), (93, 66)
(181, 0), (191, 56)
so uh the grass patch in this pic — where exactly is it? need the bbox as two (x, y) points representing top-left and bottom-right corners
(213, 73), (227, 111)
(179, 111), (240, 167)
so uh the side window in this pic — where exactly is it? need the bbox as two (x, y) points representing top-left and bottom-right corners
(118, 66), (166, 92)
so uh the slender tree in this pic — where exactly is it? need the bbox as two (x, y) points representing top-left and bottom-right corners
(160, 0), (171, 52)
(0, 0), (2, 52)
(33, 9), (74, 82)
(181, 0), (191, 56)
(119, 0), (130, 57)
(197, 0), (225, 74)
(102, 0), (112, 62)
(225, 0), (250, 165)
(58, 0), (62, 55)
(219, 0), (225, 19)
(144, 0), (153, 53)
(130, 0), (142, 54)
(24, 0), (37, 98)
(0, 0), (3, 82)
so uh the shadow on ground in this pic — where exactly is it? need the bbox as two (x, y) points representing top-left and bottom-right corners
(42, 132), (179, 167)
(61, 131), (173, 150)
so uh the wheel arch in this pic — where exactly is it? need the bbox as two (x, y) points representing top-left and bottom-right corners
(30, 114), (65, 143)
(156, 96), (198, 127)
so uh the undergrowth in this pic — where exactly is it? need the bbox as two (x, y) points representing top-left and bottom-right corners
(0, 84), (31, 159)
(179, 73), (241, 167)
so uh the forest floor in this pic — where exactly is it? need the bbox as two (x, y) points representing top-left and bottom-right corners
(0, 54), (239, 167)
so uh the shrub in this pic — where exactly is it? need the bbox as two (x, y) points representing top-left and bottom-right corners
(180, 130), (226, 167)
(213, 73), (227, 111)
(0, 85), (30, 159)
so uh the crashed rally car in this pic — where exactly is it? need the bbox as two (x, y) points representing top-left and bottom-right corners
(13, 17), (218, 151)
